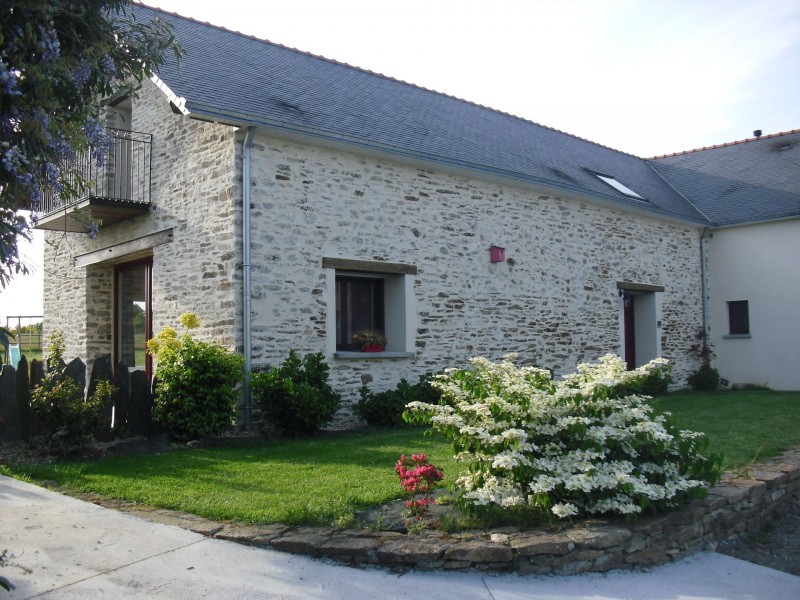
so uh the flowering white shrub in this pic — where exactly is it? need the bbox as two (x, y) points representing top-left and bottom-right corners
(406, 354), (721, 520)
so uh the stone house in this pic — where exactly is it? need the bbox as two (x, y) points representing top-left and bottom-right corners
(35, 6), (796, 426)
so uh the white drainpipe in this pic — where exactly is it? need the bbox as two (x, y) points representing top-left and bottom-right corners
(242, 126), (256, 431)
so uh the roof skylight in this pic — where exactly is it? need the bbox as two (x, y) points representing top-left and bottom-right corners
(594, 173), (645, 200)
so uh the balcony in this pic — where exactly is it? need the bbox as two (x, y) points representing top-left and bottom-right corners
(34, 128), (152, 233)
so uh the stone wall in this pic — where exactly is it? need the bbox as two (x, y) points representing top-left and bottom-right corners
(44, 83), (705, 424)
(43, 79), (240, 367)
(247, 134), (704, 418)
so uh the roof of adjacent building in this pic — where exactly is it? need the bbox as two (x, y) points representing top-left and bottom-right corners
(650, 130), (800, 226)
(131, 4), (798, 228)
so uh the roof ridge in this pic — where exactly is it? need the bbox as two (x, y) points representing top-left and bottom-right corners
(135, 2), (640, 160)
(648, 128), (800, 160)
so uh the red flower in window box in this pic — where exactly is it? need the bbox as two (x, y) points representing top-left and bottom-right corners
(353, 329), (386, 352)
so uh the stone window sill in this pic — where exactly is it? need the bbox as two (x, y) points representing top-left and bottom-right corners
(334, 351), (415, 360)
(723, 334), (752, 339)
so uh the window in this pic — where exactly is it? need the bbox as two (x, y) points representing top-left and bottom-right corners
(593, 172), (645, 200)
(336, 275), (385, 351)
(727, 300), (750, 335)
(323, 257), (417, 356)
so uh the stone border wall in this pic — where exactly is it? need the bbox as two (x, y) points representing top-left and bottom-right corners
(109, 448), (800, 575)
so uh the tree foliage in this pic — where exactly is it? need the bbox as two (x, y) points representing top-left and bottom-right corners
(0, 0), (182, 286)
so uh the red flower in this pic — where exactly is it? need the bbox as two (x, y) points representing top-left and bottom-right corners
(395, 452), (444, 519)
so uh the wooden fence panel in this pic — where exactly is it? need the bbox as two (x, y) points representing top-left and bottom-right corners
(28, 358), (45, 437)
(114, 361), (131, 434)
(0, 355), (156, 442)
(0, 365), (22, 440)
(64, 357), (86, 392)
(128, 370), (154, 436)
(15, 355), (31, 440)
(30, 358), (44, 390)
(89, 356), (114, 440)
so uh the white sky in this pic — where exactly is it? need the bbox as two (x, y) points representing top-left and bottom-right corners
(141, 0), (800, 156)
(1, 215), (44, 325)
(2, 0), (798, 322)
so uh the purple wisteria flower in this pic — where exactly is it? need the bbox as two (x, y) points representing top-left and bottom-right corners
(101, 56), (117, 78)
(37, 25), (61, 63)
(71, 62), (93, 87)
(0, 61), (20, 96)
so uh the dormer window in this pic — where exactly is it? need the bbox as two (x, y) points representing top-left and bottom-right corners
(593, 172), (645, 200)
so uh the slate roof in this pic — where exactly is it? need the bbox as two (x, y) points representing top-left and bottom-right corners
(650, 130), (800, 226)
(136, 4), (794, 227)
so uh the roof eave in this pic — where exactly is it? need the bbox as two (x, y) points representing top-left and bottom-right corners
(184, 101), (711, 228)
(710, 213), (800, 230)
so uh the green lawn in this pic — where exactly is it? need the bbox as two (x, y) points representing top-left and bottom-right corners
(2, 390), (798, 526)
(20, 348), (43, 363)
(653, 390), (800, 468)
(3, 428), (458, 525)
(1, 347), (42, 365)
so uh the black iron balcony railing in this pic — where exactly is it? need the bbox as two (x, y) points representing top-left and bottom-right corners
(35, 128), (153, 232)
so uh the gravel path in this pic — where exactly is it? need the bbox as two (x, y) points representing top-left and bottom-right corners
(717, 504), (800, 576)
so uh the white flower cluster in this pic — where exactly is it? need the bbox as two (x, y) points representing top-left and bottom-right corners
(408, 354), (711, 519)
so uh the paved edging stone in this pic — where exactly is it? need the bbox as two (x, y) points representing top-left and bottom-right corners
(95, 448), (800, 575)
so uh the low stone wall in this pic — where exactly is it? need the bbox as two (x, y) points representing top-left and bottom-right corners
(119, 448), (800, 575)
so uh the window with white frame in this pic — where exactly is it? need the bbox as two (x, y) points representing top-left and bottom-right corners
(323, 257), (416, 356)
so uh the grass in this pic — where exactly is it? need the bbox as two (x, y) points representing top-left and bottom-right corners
(1, 348), (42, 364)
(653, 389), (800, 469)
(21, 348), (43, 363)
(2, 428), (457, 526)
(2, 390), (798, 526)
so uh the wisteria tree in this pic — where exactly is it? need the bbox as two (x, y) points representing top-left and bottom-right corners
(0, 0), (182, 287)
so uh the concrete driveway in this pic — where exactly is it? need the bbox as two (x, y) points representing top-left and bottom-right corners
(2, 475), (798, 599)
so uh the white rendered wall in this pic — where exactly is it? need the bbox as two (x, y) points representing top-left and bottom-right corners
(708, 219), (800, 390)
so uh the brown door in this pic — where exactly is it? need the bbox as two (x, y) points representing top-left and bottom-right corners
(623, 293), (636, 370)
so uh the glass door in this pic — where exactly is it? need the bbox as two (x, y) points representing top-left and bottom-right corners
(115, 259), (152, 379)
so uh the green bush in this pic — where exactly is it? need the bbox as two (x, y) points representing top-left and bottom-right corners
(30, 332), (114, 455)
(150, 314), (244, 439)
(638, 368), (671, 396)
(616, 363), (671, 397)
(355, 374), (441, 427)
(406, 354), (722, 520)
(688, 364), (722, 392)
(251, 350), (341, 436)
(686, 328), (726, 392)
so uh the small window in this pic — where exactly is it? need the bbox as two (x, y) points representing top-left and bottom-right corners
(324, 257), (416, 356)
(336, 276), (385, 351)
(594, 173), (645, 200)
(727, 300), (750, 335)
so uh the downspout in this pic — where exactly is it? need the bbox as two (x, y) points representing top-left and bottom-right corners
(242, 126), (256, 431)
(700, 227), (710, 336)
